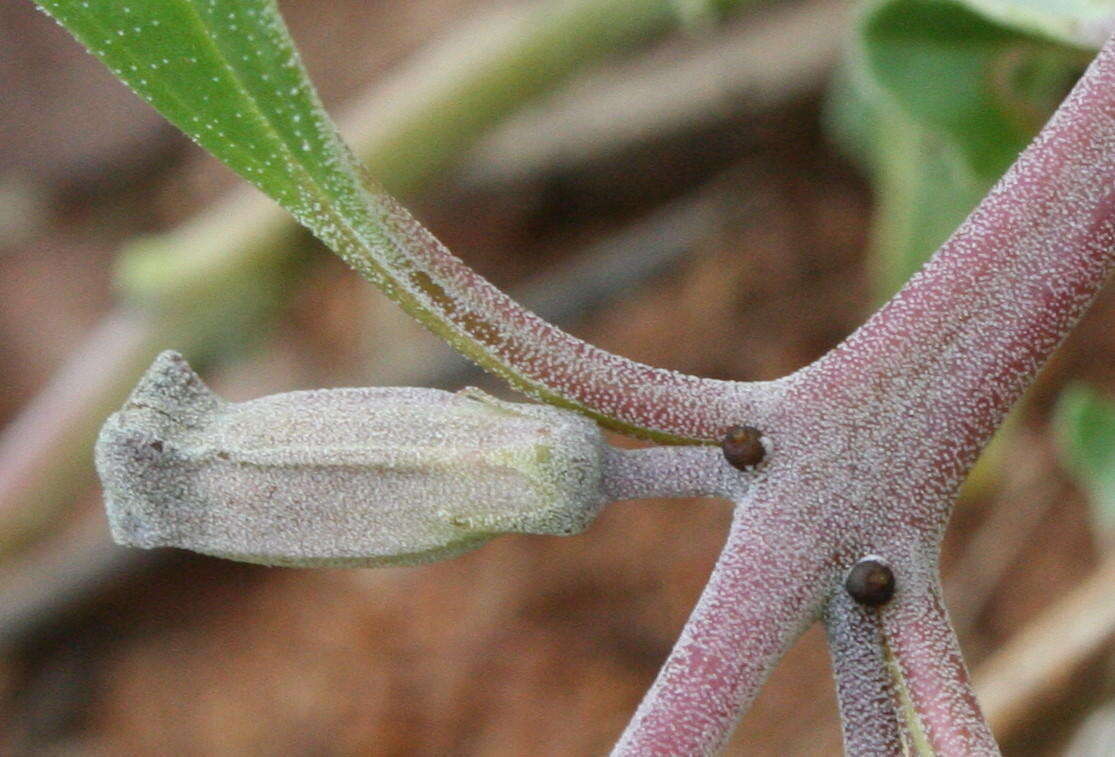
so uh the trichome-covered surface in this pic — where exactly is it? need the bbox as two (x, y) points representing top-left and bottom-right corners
(25, 0), (1115, 753)
(97, 351), (617, 567)
(33, 0), (765, 445)
(614, 36), (1115, 756)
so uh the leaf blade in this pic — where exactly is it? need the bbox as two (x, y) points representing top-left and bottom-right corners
(36, 0), (756, 442)
(1054, 383), (1115, 535)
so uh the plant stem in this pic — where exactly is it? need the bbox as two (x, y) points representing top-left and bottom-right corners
(793, 35), (1115, 487)
(0, 0), (761, 558)
(882, 585), (997, 753)
(602, 446), (745, 501)
(615, 34), (1115, 753)
(824, 597), (904, 753)
(612, 504), (828, 755)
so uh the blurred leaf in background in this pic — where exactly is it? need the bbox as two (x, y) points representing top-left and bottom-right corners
(826, 0), (1111, 500)
(1055, 384), (1115, 542)
(828, 0), (1101, 300)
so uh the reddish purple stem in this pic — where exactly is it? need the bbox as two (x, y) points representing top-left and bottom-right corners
(372, 192), (771, 444)
(613, 35), (1115, 754)
(612, 507), (829, 755)
(825, 597), (903, 754)
(883, 585), (997, 752)
(26, 0), (1115, 748)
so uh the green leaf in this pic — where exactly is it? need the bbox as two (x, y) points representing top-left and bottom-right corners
(35, 0), (748, 443)
(33, 0), (460, 333)
(828, 60), (989, 299)
(36, 1), (345, 221)
(864, 0), (1089, 178)
(1054, 384), (1115, 535)
(830, 0), (1094, 300)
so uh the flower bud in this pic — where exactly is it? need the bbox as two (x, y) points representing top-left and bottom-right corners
(96, 351), (608, 567)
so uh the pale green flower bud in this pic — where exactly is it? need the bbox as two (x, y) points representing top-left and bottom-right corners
(95, 351), (608, 567)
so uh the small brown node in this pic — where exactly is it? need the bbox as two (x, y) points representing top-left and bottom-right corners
(721, 425), (765, 470)
(845, 557), (895, 607)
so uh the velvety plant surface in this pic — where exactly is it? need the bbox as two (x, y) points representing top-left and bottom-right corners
(27, 0), (1115, 753)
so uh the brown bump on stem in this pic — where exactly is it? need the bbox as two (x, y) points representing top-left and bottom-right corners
(845, 557), (895, 607)
(721, 425), (765, 470)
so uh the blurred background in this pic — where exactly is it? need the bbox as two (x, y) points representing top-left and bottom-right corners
(3, 0), (1115, 753)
